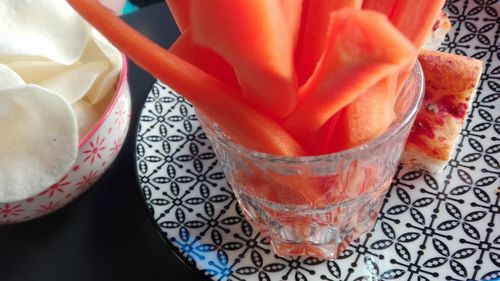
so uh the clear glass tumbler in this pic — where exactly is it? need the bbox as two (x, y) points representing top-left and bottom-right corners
(198, 63), (424, 259)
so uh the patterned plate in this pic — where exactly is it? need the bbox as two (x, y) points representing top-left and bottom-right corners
(135, 1), (500, 280)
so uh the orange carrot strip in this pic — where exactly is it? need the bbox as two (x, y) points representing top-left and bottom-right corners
(361, 0), (397, 15)
(301, 112), (340, 155)
(170, 28), (241, 92)
(164, 0), (190, 33)
(189, 0), (300, 120)
(390, 0), (446, 50)
(67, 0), (304, 156)
(278, 0), (303, 44)
(328, 75), (397, 152)
(295, 0), (362, 87)
(283, 8), (416, 141)
(391, 0), (446, 93)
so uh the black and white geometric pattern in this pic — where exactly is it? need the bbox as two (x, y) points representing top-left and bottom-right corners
(136, 1), (500, 280)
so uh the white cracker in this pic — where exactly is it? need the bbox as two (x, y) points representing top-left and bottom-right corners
(0, 0), (90, 65)
(0, 85), (78, 202)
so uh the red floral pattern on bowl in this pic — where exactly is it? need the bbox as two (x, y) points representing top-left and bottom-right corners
(0, 56), (131, 224)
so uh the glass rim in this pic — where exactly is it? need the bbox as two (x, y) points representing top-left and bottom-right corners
(201, 61), (425, 164)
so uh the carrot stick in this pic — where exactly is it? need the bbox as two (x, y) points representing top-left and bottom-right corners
(362, 0), (397, 15)
(327, 75), (397, 152)
(67, 0), (304, 156)
(189, 0), (299, 120)
(295, 0), (362, 87)
(391, 0), (446, 93)
(283, 8), (416, 140)
(164, 0), (190, 33)
(390, 0), (446, 50)
(169, 28), (241, 92)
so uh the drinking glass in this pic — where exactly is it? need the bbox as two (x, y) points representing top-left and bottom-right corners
(198, 63), (424, 259)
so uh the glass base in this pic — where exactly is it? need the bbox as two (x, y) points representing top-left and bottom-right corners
(236, 185), (388, 259)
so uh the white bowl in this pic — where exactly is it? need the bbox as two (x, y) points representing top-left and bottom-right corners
(0, 55), (131, 224)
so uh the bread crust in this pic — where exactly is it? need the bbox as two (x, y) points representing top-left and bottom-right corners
(401, 50), (483, 173)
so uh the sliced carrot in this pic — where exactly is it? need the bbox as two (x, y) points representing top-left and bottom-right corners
(295, 0), (362, 87)
(236, 168), (321, 206)
(361, 0), (397, 15)
(189, 0), (300, 119)
(170, 28), (241, 92)
(328, 76), (397, 152)
(164, 0), (190, 33)
(390, 0), (446, 93)
(301, 112), (340, 155)
(332, 0), (363, 9)
(390, 0), (446, 50)
(67, 0), (304, 156)
(278, 0), (303, 44)
(283, 8), (416, 141)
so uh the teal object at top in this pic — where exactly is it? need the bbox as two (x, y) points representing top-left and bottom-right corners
(122, 1), (139, 14)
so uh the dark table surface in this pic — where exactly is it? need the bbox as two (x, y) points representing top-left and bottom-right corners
(0, 3), (202, 281)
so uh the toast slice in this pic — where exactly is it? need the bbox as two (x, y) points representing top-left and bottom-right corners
(401, 49), (483, 173)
